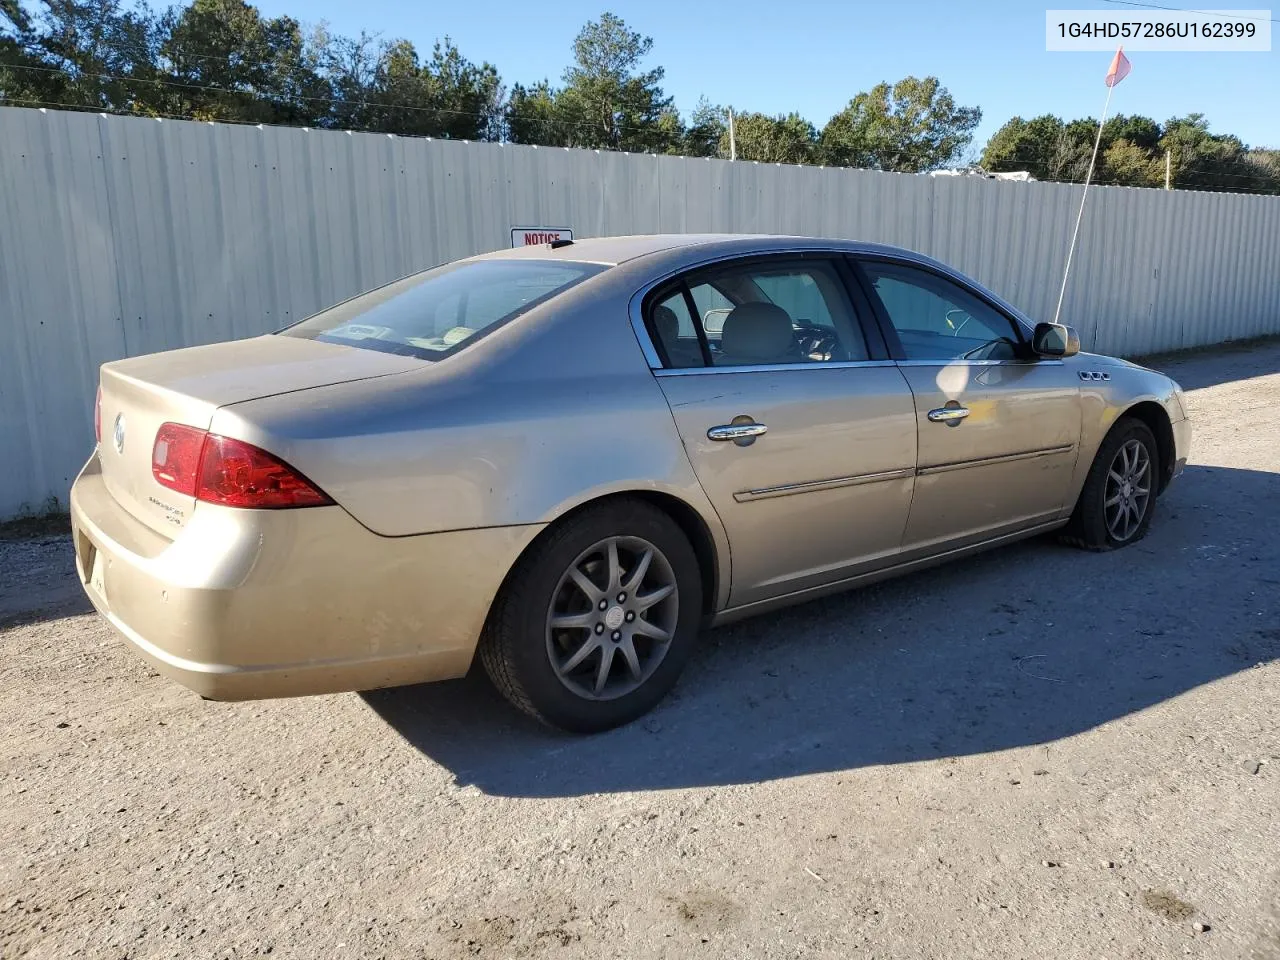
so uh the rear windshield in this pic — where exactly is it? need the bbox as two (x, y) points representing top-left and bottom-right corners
(280, 259), (607, 360)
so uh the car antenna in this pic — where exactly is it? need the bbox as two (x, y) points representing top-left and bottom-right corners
(549, 238), (574, 249)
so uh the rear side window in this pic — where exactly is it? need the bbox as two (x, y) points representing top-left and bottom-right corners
(282, 259), (606, 360)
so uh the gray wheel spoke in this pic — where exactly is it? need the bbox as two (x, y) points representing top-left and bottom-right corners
(1108, 469), (1125, 486)
(1105, 492), (1123, 507)
(624, 548), (653, 591)
(618, 637), (642, 678)
(550, 611), (595, 631)
(632, 617), (671, 642)
(606, 540), (622, 592)
(561, 636), (600, 673)
(568, 567), (601, 603)
(635, 583), (674, 611)
(593, 644), (616, 695)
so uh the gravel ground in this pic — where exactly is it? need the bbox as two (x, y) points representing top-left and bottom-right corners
(2, 341), (1279, 960)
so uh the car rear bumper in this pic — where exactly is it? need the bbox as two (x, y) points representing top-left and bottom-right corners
(70, 452), (542, 700)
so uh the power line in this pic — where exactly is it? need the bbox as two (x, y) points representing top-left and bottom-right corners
(1099, 0), (1279, 23)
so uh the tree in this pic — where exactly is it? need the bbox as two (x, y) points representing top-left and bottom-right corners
(335, 37), (501, 139)
(505, 12), (679, 153)
(820, 76), (980, 172)
(1, 0), (41, 103)
(156, 0), (330, 124)
(506, 80), (570, 145)
(681, 96), (724, 157)
(560, 12), (674, 151)
(4, 0), (162, 111)
(1102, 138), (1161, 187)
(1158, 113), (1277, 193)
(982, 114), (1092, 181)
(724, 110), (817, 164)
(983, 110), (1278, 194)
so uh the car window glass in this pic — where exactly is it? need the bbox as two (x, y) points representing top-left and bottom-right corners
(649, 290), (704, 369)
(652, 260), (868, 368)
(862, 262), (1020, 362)
(688, 283), (734, 336)
(281, 259), (606, 360)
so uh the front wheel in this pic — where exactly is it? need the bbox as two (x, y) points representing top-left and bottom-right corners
(479, 499), (703, 733)
(1062, 417), (1159, 550)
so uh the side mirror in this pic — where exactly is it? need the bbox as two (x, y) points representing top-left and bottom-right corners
(1032, 322), (1080, 358)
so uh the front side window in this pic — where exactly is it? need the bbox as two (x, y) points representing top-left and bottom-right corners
(282, 259), (606, 360)
(647, 259), (869, 369)
(860, 261), (1022, 362)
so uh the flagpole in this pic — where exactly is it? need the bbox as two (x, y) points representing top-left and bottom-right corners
(1051, 77), (1116, 330)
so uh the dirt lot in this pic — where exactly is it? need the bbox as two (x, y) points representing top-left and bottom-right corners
(2, 341), (1279, 960)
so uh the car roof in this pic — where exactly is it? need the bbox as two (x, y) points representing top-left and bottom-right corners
(469, 234), (925, 267)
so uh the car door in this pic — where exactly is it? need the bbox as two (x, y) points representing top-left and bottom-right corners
(645, 254), (918, 608)
(853, 256), (1082, 553)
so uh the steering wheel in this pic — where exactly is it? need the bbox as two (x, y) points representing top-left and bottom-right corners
(945, 309), (972, 336)
(793, 321), (842, 361)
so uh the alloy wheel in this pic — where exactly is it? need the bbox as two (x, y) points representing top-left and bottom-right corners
(1104, 438), (1152, 542)
(545, 536), (679, 701)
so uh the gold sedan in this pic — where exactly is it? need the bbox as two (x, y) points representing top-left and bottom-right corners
(71, 235), (1191, 731)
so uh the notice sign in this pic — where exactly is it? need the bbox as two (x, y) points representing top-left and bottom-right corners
(511, 227), (573, 247)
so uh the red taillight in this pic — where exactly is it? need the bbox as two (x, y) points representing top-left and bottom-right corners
(94, 385), (102, 444)
(197, 434), (332, 508)
(152, 423), (207, 496)
(151, 424), (332, 509)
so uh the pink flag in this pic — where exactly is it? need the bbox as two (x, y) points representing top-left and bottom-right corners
(1105, 47), (1131, 87)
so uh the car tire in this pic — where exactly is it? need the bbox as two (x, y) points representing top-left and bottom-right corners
(479, 498), (703, 733)
(1061, 417), (1160, 551)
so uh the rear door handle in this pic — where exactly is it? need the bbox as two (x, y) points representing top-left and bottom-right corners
(927, 406), (970, 423)
(707, 422), (768, 443)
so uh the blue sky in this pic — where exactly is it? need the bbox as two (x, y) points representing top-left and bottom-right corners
(253, 0), (1279, 150)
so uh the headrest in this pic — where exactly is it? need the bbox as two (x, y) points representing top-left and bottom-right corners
(652, 304), (680, 344)
(720, 302), (794, 361)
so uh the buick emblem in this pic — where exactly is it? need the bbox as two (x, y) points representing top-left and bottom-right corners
(112, 413), (126, 454)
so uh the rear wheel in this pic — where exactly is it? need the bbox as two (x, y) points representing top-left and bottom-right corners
(479, 499), (702, 732)
(1062, 417), (1159, 551)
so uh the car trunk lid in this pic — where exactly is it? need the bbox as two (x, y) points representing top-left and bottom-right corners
(97, 335), (423, 536)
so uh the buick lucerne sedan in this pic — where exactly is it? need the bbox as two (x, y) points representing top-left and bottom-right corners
(71, 235), (1191, 732)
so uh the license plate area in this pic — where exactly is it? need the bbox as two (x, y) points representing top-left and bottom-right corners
(76, 529), (107, 602)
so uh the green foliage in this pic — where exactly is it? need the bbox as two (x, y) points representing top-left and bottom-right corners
(1, 3), (1273, 195)
(820, 76), (981, 172)
(725, 111), (817, 164)
(505, 12), (677, 152)
(983, 110), (1279, 194)
(682, 96), (725, 158)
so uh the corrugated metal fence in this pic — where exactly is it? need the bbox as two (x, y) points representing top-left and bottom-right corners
(1, 105), (1278, 518)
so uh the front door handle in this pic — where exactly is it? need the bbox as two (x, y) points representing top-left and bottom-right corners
(927, 406), (970, 423)
(707, 421), (768, 444)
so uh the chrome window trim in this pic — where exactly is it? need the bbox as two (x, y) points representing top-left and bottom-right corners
(734, 468), (914, 503)
(628, 243), (1044, 372)
(894, 358), (1065, 367)
(654, 360), (899, 377)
